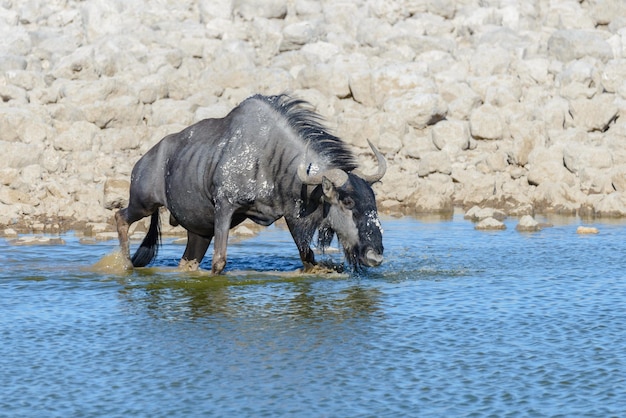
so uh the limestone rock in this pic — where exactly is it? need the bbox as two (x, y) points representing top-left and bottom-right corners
(233, 0), (287, 20)
(515, 215), (540, 232)
(568, 95), (619, 132)
(475, 217), (506, 230)
(464, 206), (506, 222)
(469, 104), (503, 140)
(383, 91), (447, 129)
(548, 30), (613, 63)
(576, 226), (599, 234)
(103, 178), (129, 210)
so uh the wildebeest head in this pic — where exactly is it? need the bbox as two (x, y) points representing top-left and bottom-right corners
(299, 140), (386, 268)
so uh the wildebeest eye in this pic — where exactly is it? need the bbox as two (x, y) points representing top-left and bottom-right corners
(342, 197), (355, 209)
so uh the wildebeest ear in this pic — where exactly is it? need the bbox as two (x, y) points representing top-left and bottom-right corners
(321, 176), (338, 202)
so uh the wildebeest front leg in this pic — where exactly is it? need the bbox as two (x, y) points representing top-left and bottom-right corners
(211, 206), (235, 274)
(285, 217), (316, 271)
(179, 232), (212, 271)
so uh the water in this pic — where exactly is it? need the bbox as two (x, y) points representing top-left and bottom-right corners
(1, 215), (625, 417)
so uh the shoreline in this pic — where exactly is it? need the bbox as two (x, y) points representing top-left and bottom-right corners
(3, 207), (622, 243)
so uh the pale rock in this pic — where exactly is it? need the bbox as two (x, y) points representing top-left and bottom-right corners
(233, 0), (287, 20)
(556, 60), (598, 100)
(372, 132), (401, 155)
(3, 228), (18, 238)
(486, 150), (509, 172)
(40, 149), (65, 173)
(431, 120), (470, 154)
(507, 120), (547, 166)
(0, 107), (32, 142)
(516, 215), (540, 232)
(51, 45), (99, 80)
(54, 121), (99, 152)
(2, 141), (44, 169)
(134, 74), (168, 104)
(418, 151), (452, 177)
(563, 143), (613, 176)
(294, 0), (322, 17)
(97, 126), (146, 153)
(527, 146), (576, 187)
(469, 104), (503, 140)
(194, 103), (233, 122)
(438, 82), (482, 120)
(8, 236), (65, 246)
(475, 217), (506, 230)
(610, 165), (626, 192)
(576, 226), (599, 234)
(103, 178), (129, 210)
(198, 0), (233, 20)
(465, 206), (507, 222)
(591, 0), (626, 26)
(548, 30), (613, 63)
(297, 61), (350, 99)
(517, 58), (550, 84)
(300, 41), (341, 63)
(383, 91), (447, 129)
(402, 128), (438, 159)
(357, 18), (394, 50)
(470, 45), (512, 77)
(20, 165), (43, 187)
(281, 21), (321, 51)
(601, 60), (626, 94)
(532, 182), (585, 214)
(483, 75), (523, 107)
(323, 2), (363, 37)
(0, 168), (19, 186)
(83, 96), (144, 129)
(0, 84), (27, 103)
(569, 94), (619, 132)
(0, 25), (31, 56)
(451, 167), (496, 208)
(148, 99), (195, 127)
(541, 97), (572, 131)
(370, 63), (433, 107)
(406, 177), (454, 214)
(591, 192), (626, 217)
(349, 68), (376, 108)
(0, 186), (34, 205)
(0, 55), (27, 73)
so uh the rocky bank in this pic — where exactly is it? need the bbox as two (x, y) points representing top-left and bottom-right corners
(2, 0), (626, 236)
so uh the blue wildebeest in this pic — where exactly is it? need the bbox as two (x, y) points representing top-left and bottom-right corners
(115, 94), (386, 274)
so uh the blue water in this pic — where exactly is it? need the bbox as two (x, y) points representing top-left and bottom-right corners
(1, 215), (625, 417)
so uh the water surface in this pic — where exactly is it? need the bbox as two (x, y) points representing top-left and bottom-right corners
(1, 216), (625, 417)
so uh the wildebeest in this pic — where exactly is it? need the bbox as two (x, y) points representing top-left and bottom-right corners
(115, 94), (386, 274)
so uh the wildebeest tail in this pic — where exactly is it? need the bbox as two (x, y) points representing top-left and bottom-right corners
(131, 211), (161, 267)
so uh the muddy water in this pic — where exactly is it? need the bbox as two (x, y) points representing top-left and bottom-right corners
(1, 216), (625, 417)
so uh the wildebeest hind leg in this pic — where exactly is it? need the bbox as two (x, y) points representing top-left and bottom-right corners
(115, 208), (134, 269)
(179, 232), (212, 271)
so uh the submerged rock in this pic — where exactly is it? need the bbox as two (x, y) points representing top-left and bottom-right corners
(515, 215), (541, 232)
(8, 236), (65, 246)
(576, 226), (599, 234)
(475, 217), (506, 230)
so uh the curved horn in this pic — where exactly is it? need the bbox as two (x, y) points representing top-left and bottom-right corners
(297, 163), (349, 187)
(353, 139), (387, 184)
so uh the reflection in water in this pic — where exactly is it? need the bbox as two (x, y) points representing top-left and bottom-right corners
(121, 272), (383, 323)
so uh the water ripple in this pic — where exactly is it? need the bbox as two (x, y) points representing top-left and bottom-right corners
(1, 218), (626, 416)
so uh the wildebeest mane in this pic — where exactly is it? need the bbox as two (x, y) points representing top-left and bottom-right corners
(253, 94), (358, 172)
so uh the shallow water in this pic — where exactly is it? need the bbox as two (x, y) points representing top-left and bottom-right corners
(1, 215), (625, 417)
